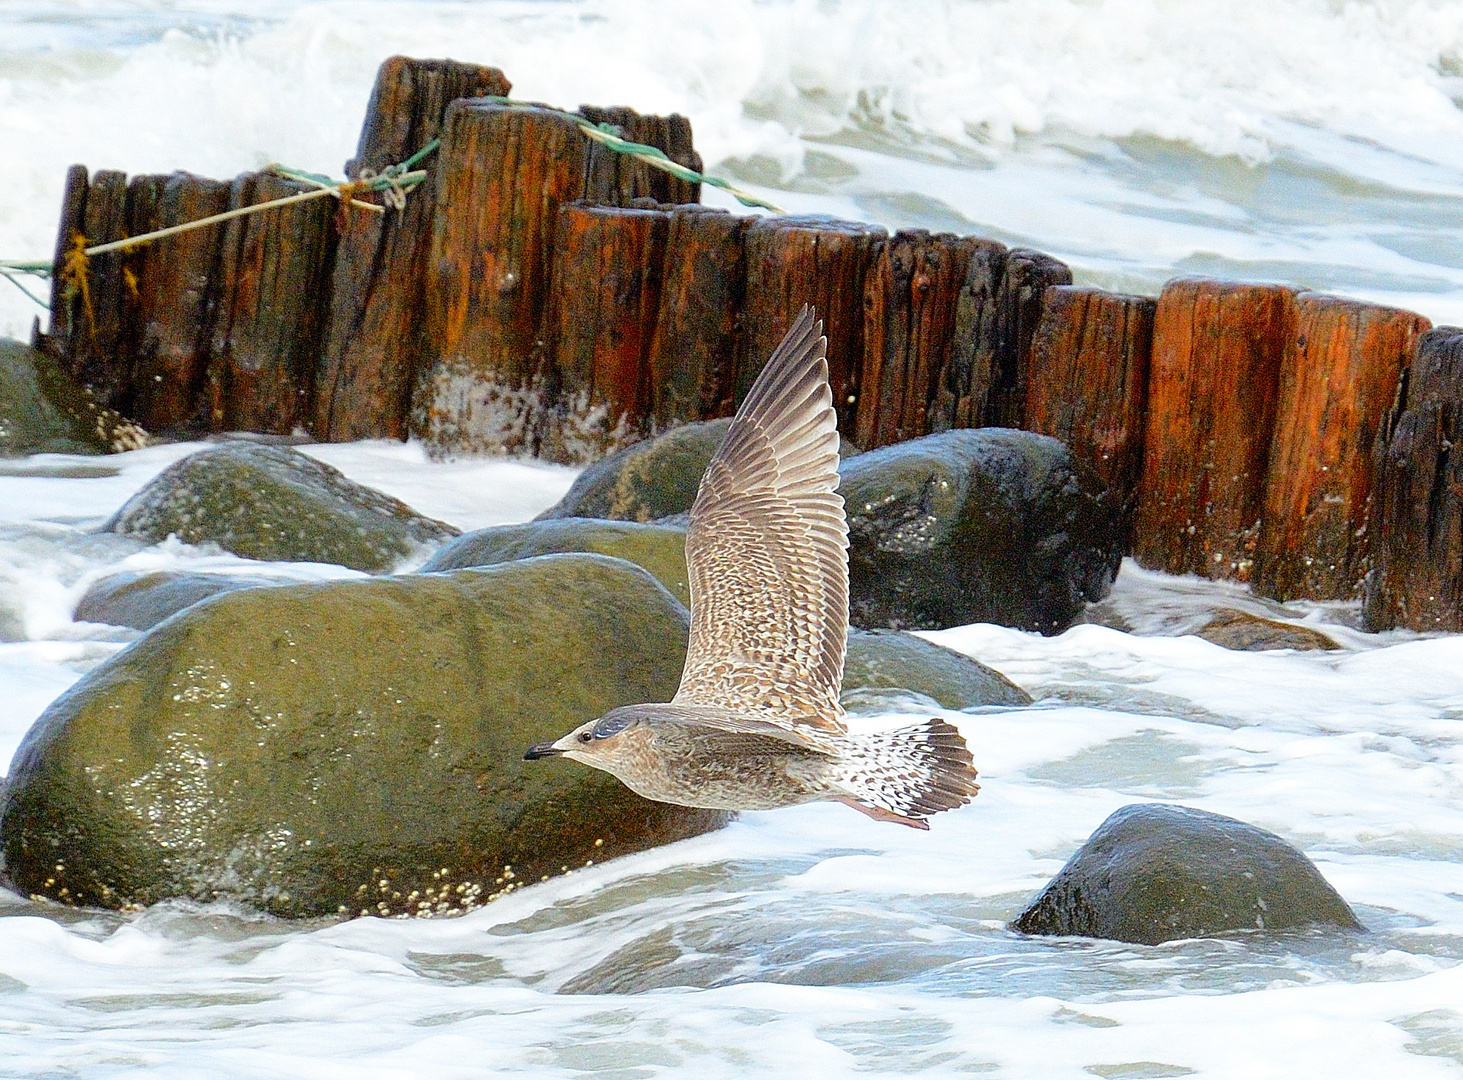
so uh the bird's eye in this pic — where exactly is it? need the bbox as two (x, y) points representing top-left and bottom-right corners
(579, 732), (593, 743)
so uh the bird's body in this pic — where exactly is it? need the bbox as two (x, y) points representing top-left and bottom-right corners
(526, 307), (980, 829)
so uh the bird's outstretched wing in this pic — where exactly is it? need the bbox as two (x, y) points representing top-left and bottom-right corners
(672, 306), (849, 733)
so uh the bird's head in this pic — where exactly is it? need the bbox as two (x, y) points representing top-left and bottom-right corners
(523, 705), (644, 770)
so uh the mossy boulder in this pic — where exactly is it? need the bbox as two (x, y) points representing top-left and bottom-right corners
(1, 554), (726, 917)
(1195, 609), (1341, 652)
(538, 419), (861, 524)
(842, 429), (1122, 634)
(103, 442), (458, 572)
(1011, 803), (1360, 945)
(842, 629), (1031, 712)
(74, 570), (287, 631)
(0, 339), (148, 457)
(423, 518), (690, 607)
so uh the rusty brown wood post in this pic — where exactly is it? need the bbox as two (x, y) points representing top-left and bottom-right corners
(315, 56), (512, 442)
(1131, 278), (1295, 580)
(740, 215), (886, 435)
(646, 204), (749, 428)
(416, 101), (593, 456)
(1025, 285), (1156, 533)
(1254, 293), (1431, 600)
(205, 172), (338, 435)
(856, 231), (989, 449)
(540, 203), (670, 463)
(126, 172), (232, 434)
(1365, 326), (1463, 630)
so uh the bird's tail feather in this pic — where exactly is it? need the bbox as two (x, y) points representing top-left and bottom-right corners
(832, 718), (980, 829)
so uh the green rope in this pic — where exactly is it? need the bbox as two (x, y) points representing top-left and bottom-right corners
(481, 96), (785, 214)
(0, 264), (50, 307)
(0, 141), (445, 302)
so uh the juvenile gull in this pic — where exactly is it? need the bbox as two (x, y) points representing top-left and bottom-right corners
(525, 307), (980, 828)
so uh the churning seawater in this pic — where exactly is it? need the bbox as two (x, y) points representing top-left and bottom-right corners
(3, 2), (1463, 1076)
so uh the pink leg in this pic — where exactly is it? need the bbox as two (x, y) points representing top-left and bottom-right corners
(831, 795), (931, 830)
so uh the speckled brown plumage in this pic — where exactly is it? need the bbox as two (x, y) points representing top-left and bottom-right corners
(526, 307), (981, 829)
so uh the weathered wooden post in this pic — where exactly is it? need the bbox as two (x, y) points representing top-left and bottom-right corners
(207, 172), (338, 435)
(1254, 293), (1430, 600)
(579, 106), (701, 205)
(1025, 285), (1155, 530)
(855, 231), (989, 450)
(416, 100), (703, 457)
(540, 203), (670, 463)
(1365, 326), (1463, 630)
(1132, 278), (1295, 580)
(126, 173), (232, 434)
(740, 215), (886, 434)
(316, 56), (512, 441)
(646, 205), (749, 428)
(927, 238), (1007, 432)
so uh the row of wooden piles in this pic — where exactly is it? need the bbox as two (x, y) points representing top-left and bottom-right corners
(33, 57), (1463, 633)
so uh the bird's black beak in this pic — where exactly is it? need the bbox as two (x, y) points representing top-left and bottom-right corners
(524, 741), (564, 760)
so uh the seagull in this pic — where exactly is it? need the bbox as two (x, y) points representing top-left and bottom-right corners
(525, 306), (980, 828)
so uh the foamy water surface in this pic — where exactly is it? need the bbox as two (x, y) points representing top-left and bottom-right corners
(4, 2), (1463, 1076)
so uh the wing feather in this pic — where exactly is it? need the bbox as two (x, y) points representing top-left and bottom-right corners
(672, 306), (849, 733)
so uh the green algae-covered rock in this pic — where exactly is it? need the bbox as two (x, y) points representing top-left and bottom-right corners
(0, 339), (148, 457)
(73, 570), (288, 631)
(103, 442), (458, 573)
(1011, 803), (1360, 945)
(842, 428), (1122, 635)
(842, 629), (1031, 713)
(422, 517), (691, 607)
(538, 419), (733, 523)
(1, 554), (726, 917)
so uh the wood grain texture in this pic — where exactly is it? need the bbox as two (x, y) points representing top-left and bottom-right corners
(205, 172), (338, 435)
(646, 204), (749, 428)
(316, 56), (512, 441)
(1255, 292), (1431, 600)
(541, 203), (670, 463)
(1025, 285), (1156, 532)
(740, 215), (886, 434)
(1132, 278), (1295, 580)
(855, 231), (988, 450)
(1365, 326), (1463, 630)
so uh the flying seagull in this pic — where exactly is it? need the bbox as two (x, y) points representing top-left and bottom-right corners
(525, 306), (980, 828)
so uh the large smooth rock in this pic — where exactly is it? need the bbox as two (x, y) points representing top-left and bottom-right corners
(1, 554), (726, 917)
(0, 339), (148, 457)
(1011, 803), (1360, 945)
(842, 629), (1031, 712)
(842, 428), (1122, 634)
(423, 518), (690, 607)
(103, 443), (458, 573)
(73, 570), (286, 631)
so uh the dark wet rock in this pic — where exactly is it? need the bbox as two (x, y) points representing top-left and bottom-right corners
(0, 338), (148, 457)
(842, 428), (1123, 634)
(74, 570), (287, 631)
(538, 418), (861, 523)
(842, 629), (1030, 712)
(1, 553), (726, 917)
(423, 518), (690, 607)
(1195, 609), (1341, 652)
(103, 443), (458, 573)
(1011, 803), (1360, 945)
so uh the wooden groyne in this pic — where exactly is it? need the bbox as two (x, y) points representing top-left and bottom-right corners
(31, 55), (1462, 632)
